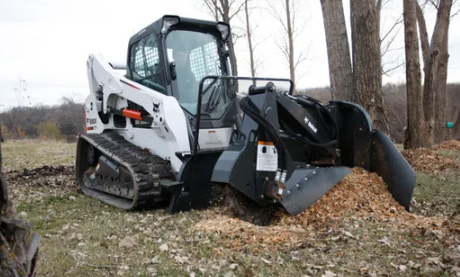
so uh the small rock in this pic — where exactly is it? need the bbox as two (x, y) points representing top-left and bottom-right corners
(190, 273), (196, 277)
(398, 265), (407, 272)
(69, 196), (76, 201)
(19, 211), (27, 217)
(159, 243), (169, 252)
(77, 242), (86, 247)
(229, 263), (238, 270)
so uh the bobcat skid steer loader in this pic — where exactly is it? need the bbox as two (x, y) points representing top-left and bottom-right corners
(76, 15), (416, 215)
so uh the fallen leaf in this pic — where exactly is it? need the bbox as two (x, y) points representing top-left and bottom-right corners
(322, 270), (337, 277)
(175, 255), (184, 264)
(119, 236), (137, 248)
(159, 243), (169, 252)
(261, 257), (272, 264)
(151, 256), (160, 264)
(378, 237), (391, 248)
(342, 230), (355, 239)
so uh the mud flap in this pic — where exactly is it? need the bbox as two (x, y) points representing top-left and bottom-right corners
(371, 130), (416, 211)
(280, 167), (350, 215)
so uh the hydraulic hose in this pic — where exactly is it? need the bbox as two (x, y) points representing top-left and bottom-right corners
(239, 97), (288, 171)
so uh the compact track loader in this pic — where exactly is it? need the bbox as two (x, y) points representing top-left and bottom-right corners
(76, 15), (416, 216)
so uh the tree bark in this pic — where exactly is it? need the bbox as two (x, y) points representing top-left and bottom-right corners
(422, 0), (452, 146)
(244, 0), (256, 84)
(431, 0), (452, 143)
(203, 0), (240, 76)
(285, 0), (296, 90)
(416, 2), (429, 68)
(403, 0), (427, 149)
(220, 0), (238, 76)
(320, 0), (353, 101)
(350, 0), (390, 134)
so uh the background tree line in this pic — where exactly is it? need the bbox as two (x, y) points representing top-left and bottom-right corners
(1, 83), (458, 143)
(0, 96), (84, 141)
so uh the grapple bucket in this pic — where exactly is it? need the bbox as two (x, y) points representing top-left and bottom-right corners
(211, 87), (416, 215)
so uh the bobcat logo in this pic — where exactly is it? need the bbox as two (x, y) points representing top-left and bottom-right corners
(153, 102), (160, 113)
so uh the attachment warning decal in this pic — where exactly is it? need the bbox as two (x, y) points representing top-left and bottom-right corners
(256, 141), (278, 172)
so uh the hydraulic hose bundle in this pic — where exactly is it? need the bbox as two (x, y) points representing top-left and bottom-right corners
(239, 96), (288, 182)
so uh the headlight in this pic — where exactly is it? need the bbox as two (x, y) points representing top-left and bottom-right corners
(217, 22), (230, 41)
(162, 16), (180, 34)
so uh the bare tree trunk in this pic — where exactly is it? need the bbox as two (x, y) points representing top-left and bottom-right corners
(221, 0), (238, 76)
(416, 2), (429, 68)
(403, 0), (427, 149)
(423, 0), (452, 146)
(431, 0), (452, 143)
(244, 0), (256, 84)
(320, 0), (353, 101)
(350, 0), (390, 133)
(285, 0), (296, 90)
(203, 0), (241, 76)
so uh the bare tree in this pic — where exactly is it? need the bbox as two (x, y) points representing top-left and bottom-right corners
(403, 0), (428, 149)
(203, 0), (246, 76)
(420, 0), (453, 144)
(244, 0), (256, 80)
(267, 0), (308, 90)
(406, 0), (453, 147)
(350, 0), (390, 134)
(13, 77), (28, 108)
(319, 0), (353, 100)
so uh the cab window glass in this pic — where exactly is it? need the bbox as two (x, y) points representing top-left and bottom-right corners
(129, 34), (165, 92)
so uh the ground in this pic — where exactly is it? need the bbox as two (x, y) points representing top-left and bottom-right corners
(2, 140), (460, 277)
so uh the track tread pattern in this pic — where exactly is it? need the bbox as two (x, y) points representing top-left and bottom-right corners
(79, 132), (175, 209)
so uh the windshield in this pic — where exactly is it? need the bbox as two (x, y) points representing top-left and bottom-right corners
(166, 30), (230, 118)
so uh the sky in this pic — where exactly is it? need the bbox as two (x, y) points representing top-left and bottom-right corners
(0, 0), (459, 111)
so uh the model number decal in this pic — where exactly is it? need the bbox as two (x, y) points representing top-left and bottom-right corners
(87, 118), (97, 125)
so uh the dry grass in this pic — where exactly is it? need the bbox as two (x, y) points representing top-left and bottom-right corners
(3, 140), (460, 277)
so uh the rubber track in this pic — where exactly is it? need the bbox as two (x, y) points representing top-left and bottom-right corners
(79, 132), (175, 210)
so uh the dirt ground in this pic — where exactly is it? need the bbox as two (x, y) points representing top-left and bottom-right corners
(2, 140), (460, 277)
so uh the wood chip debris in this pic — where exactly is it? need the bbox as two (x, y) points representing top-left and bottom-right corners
(402, 148), (459, 173)
(194, 167), (447, 245)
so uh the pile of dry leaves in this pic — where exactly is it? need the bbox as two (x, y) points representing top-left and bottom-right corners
(435, 140), (460, 151)
(402, 148), (459, 173)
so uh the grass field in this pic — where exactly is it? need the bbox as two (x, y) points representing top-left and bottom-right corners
(2, 140), (460, 277)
